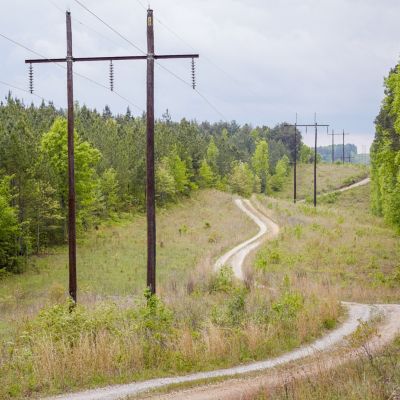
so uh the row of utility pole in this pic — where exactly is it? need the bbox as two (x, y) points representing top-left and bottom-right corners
(26, 9), (199, 302)
(287, 117), (355, 206)
(327, 129), (350, 163)
(286, 116), (329, 207)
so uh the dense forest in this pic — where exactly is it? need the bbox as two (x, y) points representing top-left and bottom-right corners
(371, 63), (400, 230)
(0, 94), (309, 272)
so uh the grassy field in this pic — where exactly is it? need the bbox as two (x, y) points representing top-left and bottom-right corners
(250, 183), (399, 304)
(244, 181), (400, 400)
(0, 190), (256, 323)
(0, 188), (340, 399)
(272, 163), (369, 201)
(2, 169), (395, 400)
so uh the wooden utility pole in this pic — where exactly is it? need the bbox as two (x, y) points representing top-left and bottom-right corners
(146, 9), (156, 293)
(26, 9), (199, 299)
(294, 121), (297, 203)
(342, 129), (350, 163)
(327, 130), (342, 163)
(292, 121), (329, 207)
(284, 116), (300, 203)
(66, 12), (77, 302)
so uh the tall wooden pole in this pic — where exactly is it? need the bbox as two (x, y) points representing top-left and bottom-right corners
(342, 129), (345, 164)
(293, 123), (297, 203)
(331, 130), (334, 163)
(66, 11), (77, 303)
(314, 122), (318, 207)
(146, 9), (156, 294)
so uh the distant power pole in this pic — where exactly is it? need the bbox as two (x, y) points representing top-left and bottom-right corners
(26, 9), (199, 300)
(286, 116), (329, 206)
(342, 129), (350, 163)
(293, 117), (329, 207)
(285, 114), (300, 203)
(327, 130), (342, 163)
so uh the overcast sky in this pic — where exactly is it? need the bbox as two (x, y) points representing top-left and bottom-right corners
(1, 0), (400, 152)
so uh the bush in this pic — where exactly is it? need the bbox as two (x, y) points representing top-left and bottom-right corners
(229, 162), (259, 197)
(210, 265), (235, 293)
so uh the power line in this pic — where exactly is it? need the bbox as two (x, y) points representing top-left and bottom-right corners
(0, 79), (58, 106)
(135, 0), (147, 11)
(47, 0), (124, 49)
(0, 31), (144, 112)
(73, 0), (146, 55)
(149, 7), (261, 100)
(73, 0), (227, 120)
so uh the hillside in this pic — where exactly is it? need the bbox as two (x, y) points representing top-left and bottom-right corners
(271, 163), (369, 201)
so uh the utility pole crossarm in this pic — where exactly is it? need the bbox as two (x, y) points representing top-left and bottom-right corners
(25, 54), (199, 64)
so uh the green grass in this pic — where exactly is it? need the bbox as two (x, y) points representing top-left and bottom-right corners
(0, 264), (339, 399)
(0, 188), (343, 399)
(2, 170), (397, 400)
(253, 183), (400, 305)
(272, 163), (369, 201)
(0, 190), (257, 333)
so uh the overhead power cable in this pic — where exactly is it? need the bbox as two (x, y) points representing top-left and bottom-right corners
(72, 0), (227, 120)
(146, 5), (261, 100)
(0, 31), (144, 112)
(0, 79), (57, 105)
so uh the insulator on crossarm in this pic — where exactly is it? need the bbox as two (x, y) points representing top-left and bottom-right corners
(29, 63), (34, 94)
(109, 60), (114, 92)
(191, 58), (196, 90)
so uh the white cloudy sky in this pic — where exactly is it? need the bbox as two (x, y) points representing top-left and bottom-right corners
(1, 0), (400, 152)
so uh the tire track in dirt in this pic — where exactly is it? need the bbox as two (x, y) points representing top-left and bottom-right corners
(46, 177), (400, 400)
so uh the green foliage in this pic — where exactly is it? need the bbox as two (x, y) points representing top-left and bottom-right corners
(300, 144), (313, 163)
(211, 287), (247, 327)
(198, 159), (215, 188)
(210, 265), (235, 293)
(255, 244), (282, 271)
(271, 155), (290, 191)
(319, 191), (340, 204)
(271, 291), (304, 321)
(39, 118), (101, 230)
(99, 168), (120, 216)
(371, 63), (400, 229)
(0, 96), (305, 270)
(0, 176), (21, 272)
(206, 137), (219, 174)
(252, 140), (270, 193)
(229, 161), (259, 197)
(156, 158), (177, 203)
(167, 148), (192, 195)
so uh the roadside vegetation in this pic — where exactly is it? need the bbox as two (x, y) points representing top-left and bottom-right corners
(0, 262), (339, 399)
(270, 163), (368, 201)
(251, 336), (400, 400)
(243, 183), (400, 400)
(0, 190), (256, 330)
(251, 184), (400, 304)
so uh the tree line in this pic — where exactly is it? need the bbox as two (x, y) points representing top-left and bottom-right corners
(0, 94), (314, 273)
(371, 62), (400, 230)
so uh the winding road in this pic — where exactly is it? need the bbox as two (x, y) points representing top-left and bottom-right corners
(46, 177), (400, 400)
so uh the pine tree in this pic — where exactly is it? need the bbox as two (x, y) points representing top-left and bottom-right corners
(252, 140), (270, 193)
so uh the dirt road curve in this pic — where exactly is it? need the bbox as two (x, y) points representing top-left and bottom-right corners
(297, 176), (371, 203)
(45, 178), (400, 400)
(147, 304), (400, 400)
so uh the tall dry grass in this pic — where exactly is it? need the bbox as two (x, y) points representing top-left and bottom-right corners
(0, 267), (340, 399)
